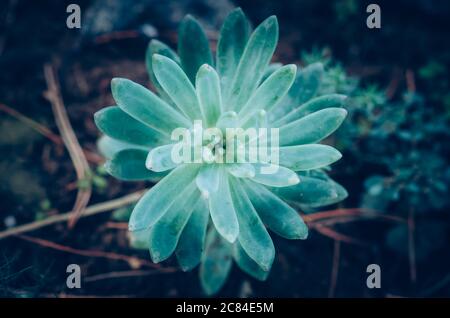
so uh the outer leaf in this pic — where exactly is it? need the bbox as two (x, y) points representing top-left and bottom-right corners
(200, 229), (233, 295)
(229, 177), (275, 271)
(261, 62), (282, 82)
(227, 163), (255, 178)
(251, 163), (300, 187)
(146, 143), (178, 172)
(288, 62), (324, 105)
(94, 106), (167, 147)
(196, 165), (220, 198)
(129, 164), (199, 231)
(176, 199), (210, 271)
(279, 108), (347, 146)
(105, 149), (163, 182)
(148, 182), (200, 263)
(111, 78), (191, 136)
(279, 144), (342, 171)
(153, 54), (202, 120)
(273, 94), (347, 127)
(225, 16), (279, 112)
(243, 180), (308, 239)
(272, 175), (348, 207)
(178, 15), (213, 83)
(216, 8), (250, 96)
(196, 64), (222, 127)
(269, 62), (324, 122)
(209, 168), (239, 242)
(97, 135), (147, 160)
(145, 39), (180, 103)
(239, 64), (297, 124)
(233, 242), (270, 281)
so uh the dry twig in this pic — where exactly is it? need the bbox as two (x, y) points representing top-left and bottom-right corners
(43, 63), (92, 229)
(0, 190), (144, 240)
(328, 240), (341, 298)
(17, 234), (176, 272)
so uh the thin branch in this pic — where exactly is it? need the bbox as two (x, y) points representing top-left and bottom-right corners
(43, 63), (92, 228)
(0, 102), (63, 145)
(328, 240), (341, 298)
(405, 69), (416, 93)
(303, 208), (405, 223)
(312, 224), (367, 246)
(84, 269), (167, 283)
(0, 190), (144, 240)
(408, 206), (417, 284)
(16, 234), (176, 273)
(0, 102), (104, 165)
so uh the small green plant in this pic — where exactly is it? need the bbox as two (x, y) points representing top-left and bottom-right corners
(94, 8), (347, 294)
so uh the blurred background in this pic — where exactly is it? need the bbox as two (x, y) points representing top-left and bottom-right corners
(0, 0), (449, 297)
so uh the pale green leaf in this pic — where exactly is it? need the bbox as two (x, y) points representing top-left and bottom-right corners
(148, 182), (200, 263)
(200, 228), (233, 295)
(105, 149), (163, 182)
(225, 16), (279, 112)
(146, 143), (178, 172)
(176, 199), (210, 271)
(196, 64), (222, 126)
(111, 78), (191, 136)
(279, 144), (342, 171)
(178, 15), (213, 83)
(94, 106), (167, 147)
(251, 163), (300, 187)
(229, 177), (275, 271)
(243, 180), (308, 239)
(153, 54), (202, 120)
(216, 8), (250, 96)
(129, 164), (199, 231)
(279, 108), (347, 146)
(209, 168), (239, 242)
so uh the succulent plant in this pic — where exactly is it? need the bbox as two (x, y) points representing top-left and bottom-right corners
(94, 8), (348, 295)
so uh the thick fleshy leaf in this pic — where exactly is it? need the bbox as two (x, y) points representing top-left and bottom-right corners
(251, 163), (300, 187)
(196, 64), (222, 126)
(200, 229), (233, 295)
(269, 62), (324, 122)
(272, 175), (348, 207)
(209, 168), (239, 242)
(129, 164), (199, 231)
(288, 62), (324, 105)
(97, 135), (147, 160)
(94, 106), (167, 147)
(145, 39), (180, 103)
(111, 78), (191, 136)
(233, 242), (270, 281)
(153, 54), (202, 120)
(216, 8), (250, 96)
(229, 177), (275, 271)
(261, 62), (282, 82)
(146, 143), (178, 172)
(273, 94), (347, 127)
(148, 182), (200, 263)
(105, 149), (163, 182)
(216, 111), (238, 131)
(243, 180), (308, 239)
(176, 199), (210, 271)
(128, 228), (151, 250)
(279, 144), (342, 171)
(227, 163), (255, 178)
(239, 64), (296, 124)
(196, 165), (220, 198)
(225, 16), (279, 112)
(178, 15), (213, 83)
(279, 108), (347, 146)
